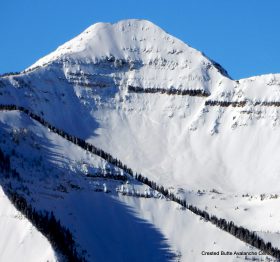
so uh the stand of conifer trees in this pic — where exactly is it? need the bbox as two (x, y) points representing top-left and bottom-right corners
(0, 147), (86, 262)
(128, 85), (210, 97)
(1, 104), (280, 259)
(205, 100), (246, 107)
(205, 100), (280, 108)
(87, 173), (127, 181)
(254, 101), (280, 107)
(8, 190), (85, 261)
(188, 205), (280, 259)
(0, 72), (21, 77)
(136, 173), (280, 258)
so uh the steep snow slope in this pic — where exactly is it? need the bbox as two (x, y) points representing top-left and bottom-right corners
(0, 110), (276, 262)
(27, 19), (229, 93)
(121, 195), (277, 262)
(177, 189), (280, 255)
(1, 19), (280, 194)
(1, 19), (280, 261)
(0, 110), (175, 261)
(0, 187), (56, 262)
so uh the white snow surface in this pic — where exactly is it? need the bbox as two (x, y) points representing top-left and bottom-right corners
(27, 19), (229, 93)
(0, 20), (280, 193)
(0, 187), (56, 262)
(1, 19), (278, 194)
(0, 110), (276, 262)
(0, 19), (280, 261)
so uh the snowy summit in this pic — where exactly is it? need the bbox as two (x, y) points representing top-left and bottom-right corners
(0, 19), (279, 262)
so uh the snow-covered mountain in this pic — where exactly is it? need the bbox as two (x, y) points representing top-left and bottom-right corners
(0, 19), (280, 261)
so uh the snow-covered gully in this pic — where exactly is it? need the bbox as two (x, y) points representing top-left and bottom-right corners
(0, 104), (279, 260)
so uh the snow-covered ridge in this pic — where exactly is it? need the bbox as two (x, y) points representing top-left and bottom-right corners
(27, 19), (222, 70)
(24, 19), (280, 102)
(1, 19), (280, 194)
(0, 20), (280, 190)
(26, 19), (230, 93)
(1, 19), (280, 262)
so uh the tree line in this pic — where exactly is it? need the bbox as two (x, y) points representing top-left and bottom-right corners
(8, 191), (86, 262)
(188, 205), (280, 259)
(128, 85), (210, 97)
(0, 147), (86, 262)
(0, 148), (20, 180)
(205, 100), (246, 107)
(87, 172), (127, 181)
(136, 173), (280, 259)
(0, 104), (134, 176)
(0, 72), (21, 77)
(0, 104), (280, 259)
(254, 101), (280, 107)
(205, 100), (280, 108)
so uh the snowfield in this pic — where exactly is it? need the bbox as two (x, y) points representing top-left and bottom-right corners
(0, 187), (56, 262)
(0, 19), (279, 261)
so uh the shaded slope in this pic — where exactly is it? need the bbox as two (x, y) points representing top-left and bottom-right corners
(0, 106), (279, 261)
(0, 110), (176, 261)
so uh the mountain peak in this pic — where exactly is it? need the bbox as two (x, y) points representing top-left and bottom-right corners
(27, 19), (230, 86)
(28, 19), (191, 68)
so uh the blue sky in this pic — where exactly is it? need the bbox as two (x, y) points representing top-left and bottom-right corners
(1, 0), (279, 79)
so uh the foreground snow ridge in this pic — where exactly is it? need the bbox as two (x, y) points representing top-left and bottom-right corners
(0, 187), (56, 262)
